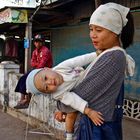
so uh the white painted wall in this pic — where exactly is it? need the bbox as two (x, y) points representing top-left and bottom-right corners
(0, 61), (20, 105)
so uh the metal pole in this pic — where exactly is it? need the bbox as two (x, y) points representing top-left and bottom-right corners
(24, 21), (32, 73)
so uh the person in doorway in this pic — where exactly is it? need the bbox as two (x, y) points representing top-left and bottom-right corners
(14, 34), (53, 109)
(54, 2), (135, 140)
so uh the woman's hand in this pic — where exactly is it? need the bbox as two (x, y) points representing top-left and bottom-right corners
(54, 111), (67, 122)
(84, 107), (104, 126)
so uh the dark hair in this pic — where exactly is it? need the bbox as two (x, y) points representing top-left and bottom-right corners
(121, 12), (134, 49)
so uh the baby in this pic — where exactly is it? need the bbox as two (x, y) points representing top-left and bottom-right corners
(26, 52), (104, 140)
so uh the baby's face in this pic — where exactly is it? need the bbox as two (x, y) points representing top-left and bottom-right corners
(34, 68), (64, 93)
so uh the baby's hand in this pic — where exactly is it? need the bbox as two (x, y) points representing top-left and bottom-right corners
(54, 111), (66, 122)
(84, 108), (104, 126)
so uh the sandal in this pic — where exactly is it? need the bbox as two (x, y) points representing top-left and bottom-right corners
(14, 102), (29, 109)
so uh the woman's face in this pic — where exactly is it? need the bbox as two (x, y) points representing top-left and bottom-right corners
(89, 25), (119, 50)
(34, 68), (64, 93)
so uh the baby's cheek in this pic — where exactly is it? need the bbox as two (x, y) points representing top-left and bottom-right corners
(52, 86), (58, 92)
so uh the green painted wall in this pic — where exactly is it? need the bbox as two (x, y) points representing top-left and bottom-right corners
(51, 22), (94, 66)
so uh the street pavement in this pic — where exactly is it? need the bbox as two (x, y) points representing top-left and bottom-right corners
(0, 107), (140, 140)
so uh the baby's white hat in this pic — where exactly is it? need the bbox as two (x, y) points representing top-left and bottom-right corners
(26, 69), (44, 95)
(89, 2), (130, 35)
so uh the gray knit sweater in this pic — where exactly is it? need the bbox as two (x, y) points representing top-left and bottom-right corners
(57, 50), (126, 121)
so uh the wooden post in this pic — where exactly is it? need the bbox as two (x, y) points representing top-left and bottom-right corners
(24, 21), (32, 73)
(95, 0), (101, 8)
